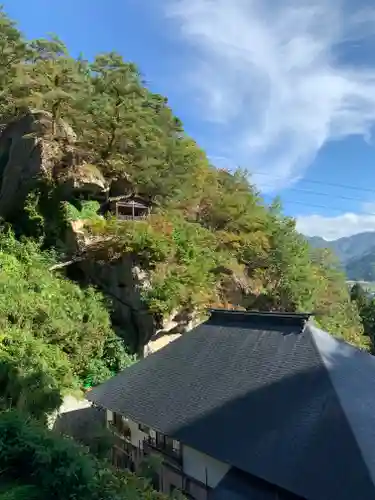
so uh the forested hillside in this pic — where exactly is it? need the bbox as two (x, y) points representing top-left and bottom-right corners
(307, 232), (375, 281)
(0, 7), (370, 499)
(346, 252), (375, 282)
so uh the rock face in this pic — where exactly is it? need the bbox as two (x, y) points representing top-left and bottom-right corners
(47, 395), (92, 431)
(75, 254), (155, 355)
(72, 247), (200, 356)
(58, 163), (108, 200)
(0, 110), (108, 217)
(0, 110), (76, 217)
(109, 175), (133, 198)
(64, 218), (201, 356)
(145, 308), (202, 356)
(212, 265), (251, 309)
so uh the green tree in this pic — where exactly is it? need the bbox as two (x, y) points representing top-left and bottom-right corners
(350, 282), (368, 304)
(350, 283), (375, 349)
(0, 411), (169, 500)
(14, 35), (88, 129)
(0, 326), (69, 420)
(0, 6), (28, 119)
(0, 230), (133, 396)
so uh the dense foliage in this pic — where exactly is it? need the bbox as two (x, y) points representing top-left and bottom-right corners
(0, 230), (134, 419)
(307, 232), (375, 282)
(350, 283), (375, 351)
(0, 411), (168, 500)
(88, 206), (365, 346)
(346, 252), (375, 282)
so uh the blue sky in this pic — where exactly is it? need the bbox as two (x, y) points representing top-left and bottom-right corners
(6, 0), (375, 239)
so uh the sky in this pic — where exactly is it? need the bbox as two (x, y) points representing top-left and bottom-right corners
(6, 0), (375, 240)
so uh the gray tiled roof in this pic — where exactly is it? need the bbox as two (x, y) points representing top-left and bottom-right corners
(209, 467), (302, 500)
(87, 310), (375, 500)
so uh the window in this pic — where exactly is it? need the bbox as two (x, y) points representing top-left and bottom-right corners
(172, 440), (180, 453)
(113, 412), (121, 427)
(156, 432), (165, 447)
(112, 413), (131, 438)
(165, 436), (174, 449)
(149, 432), (181, 461)
(165, 436), (181, 458)
(139, 423), (150, 434)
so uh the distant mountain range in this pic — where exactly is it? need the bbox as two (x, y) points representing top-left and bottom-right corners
(307, 232), (375, 281)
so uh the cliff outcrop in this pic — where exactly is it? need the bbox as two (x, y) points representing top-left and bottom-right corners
(0, 110), (108, 217)
(0, 110), (258, 356)
(71, 248), (203, 357)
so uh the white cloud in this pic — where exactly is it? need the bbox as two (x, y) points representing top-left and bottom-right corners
(164, 0), (375, 192)
(296, 213), (375, 240)
(361, 201), (375, 213)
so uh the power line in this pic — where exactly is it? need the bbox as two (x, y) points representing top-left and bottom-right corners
(277, 198), (375, 216)
(247, 170), (375, 213)
(281, 199), (372, 214)
(260, 185), (366, 204)
(251, 170), (375, 195)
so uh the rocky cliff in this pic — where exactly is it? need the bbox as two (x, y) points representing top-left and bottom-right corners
(70, 249), (202, 357)
(0, 110), (250, 357)
(0, 110), (108, 218)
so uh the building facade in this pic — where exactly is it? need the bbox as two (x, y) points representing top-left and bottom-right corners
(87, 310), (375, 500)
(106, 410), (228, 499)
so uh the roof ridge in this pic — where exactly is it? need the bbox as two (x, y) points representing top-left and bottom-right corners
(209, 308), (313, 318)
(208, 309), (313, 328)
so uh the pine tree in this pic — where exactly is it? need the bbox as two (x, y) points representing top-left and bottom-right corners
(0, 6), (28, 119)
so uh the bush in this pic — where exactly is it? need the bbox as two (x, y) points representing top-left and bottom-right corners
(0, 411), (168, 500)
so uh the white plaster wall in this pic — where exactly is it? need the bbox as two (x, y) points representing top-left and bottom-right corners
(106, 411), (228, 488)
(182, 445), (229, 488)
(126, 417), (148, 449)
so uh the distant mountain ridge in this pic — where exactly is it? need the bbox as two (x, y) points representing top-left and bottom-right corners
(307, 232), (375, 281)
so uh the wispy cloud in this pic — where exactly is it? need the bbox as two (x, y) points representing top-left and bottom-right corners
(163, 0), (375, 192)
(297, 199), (375, 239)
(297, 213), (375, 240)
